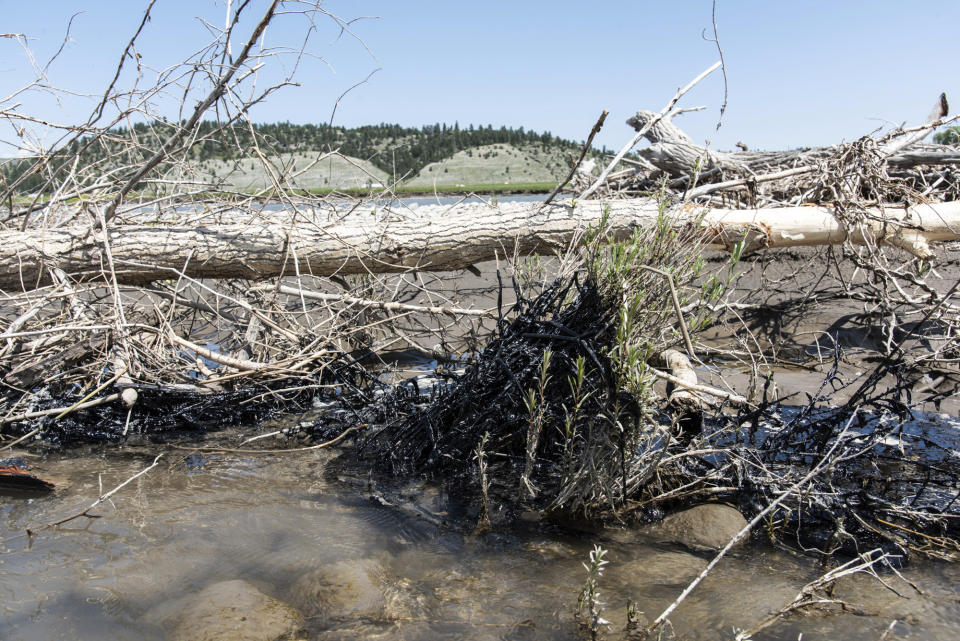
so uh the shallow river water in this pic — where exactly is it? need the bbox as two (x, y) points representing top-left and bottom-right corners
(2, 427), (959, 641)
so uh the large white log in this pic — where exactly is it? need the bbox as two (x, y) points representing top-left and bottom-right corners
(2, 199), (960, 291)
(693, 200), (960, 258)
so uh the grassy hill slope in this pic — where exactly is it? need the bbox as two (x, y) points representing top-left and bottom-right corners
(4, 122), (598, 197)
(195, 142), (572, 193)
(404, 144), (567, 189)
(199, 152), (389, 191)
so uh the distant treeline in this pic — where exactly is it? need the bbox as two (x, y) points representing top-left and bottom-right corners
(104, 121), (591, 177)
(2, 121), (598, 195)
(226, 122), (594, 178)
(934, 126), (960, 146)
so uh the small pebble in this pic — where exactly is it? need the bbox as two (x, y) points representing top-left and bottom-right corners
(121, 388), (138, 407)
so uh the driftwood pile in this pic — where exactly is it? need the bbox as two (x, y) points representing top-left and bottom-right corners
(6, 12), (960, 641)
(343, 217), (960, 561)
(0, 229), (489, 445)
(1, 9), (959, 562)
(325, 94), (960, 561)
(577, 93), (960, 207)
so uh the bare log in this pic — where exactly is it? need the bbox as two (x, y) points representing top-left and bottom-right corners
(879, 92), (949, 156)
(3, 199), (960, 291)
(628, 108), (797, 176)
(659, 349), (704, 439)
(887, 149), (960, 168)
(5, 199), (960, 291)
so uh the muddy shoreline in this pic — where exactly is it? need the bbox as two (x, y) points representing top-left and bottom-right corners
(696, 244), (960, 415)
(3, 239), (959, 638)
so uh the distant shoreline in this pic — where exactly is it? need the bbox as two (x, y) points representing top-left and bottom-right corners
(302, 182), (558, 198)
(7, 183), (561, 210)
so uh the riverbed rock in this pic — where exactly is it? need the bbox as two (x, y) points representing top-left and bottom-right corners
(144, 579), (304, 641)
(288, 558), (388, 624)
(522, 538), (578, 561)
(648, 503), (748, 552)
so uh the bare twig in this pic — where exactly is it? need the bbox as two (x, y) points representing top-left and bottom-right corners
(169, 424), (365, 454)
(580, 60), (721, 199)
(252, 283), (494, 317)
(638, 264), (696, 358)
(542, 109), (608, 206)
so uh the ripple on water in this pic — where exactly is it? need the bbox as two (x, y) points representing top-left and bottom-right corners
(2, 439), (960, 641)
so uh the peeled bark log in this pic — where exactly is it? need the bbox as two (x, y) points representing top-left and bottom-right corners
(661, 348), (703, 439)
(887, 149), (960, 168)
(3, 199), (960, 292)
(628, 109), (807, 176)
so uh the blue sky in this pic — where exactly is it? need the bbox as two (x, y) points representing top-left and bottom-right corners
(3, 1), (959, 154)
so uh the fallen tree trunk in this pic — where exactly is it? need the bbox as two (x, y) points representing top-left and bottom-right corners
(626, 94), (956, 186)
(3, 198), (960, 291)
(628, 108), (820, 176)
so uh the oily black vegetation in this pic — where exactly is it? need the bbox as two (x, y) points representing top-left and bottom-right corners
(323, 207), (959, 560)
(1, 121), (593, 195)
(360, 277), (623, 510)
(350, 208), (709, 516)
(15, 351), (383, 446)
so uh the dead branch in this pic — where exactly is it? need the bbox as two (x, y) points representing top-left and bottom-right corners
(27, 452), (164, 533)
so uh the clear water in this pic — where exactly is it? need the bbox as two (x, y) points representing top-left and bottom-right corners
(2, 429), (959, 641)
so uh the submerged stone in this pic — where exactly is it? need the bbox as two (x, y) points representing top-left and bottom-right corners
(648, 503), (748, 552)
(144, 579), (304, 641)
(831, 572), (915, 617)
(288, 558), (388, 624)
(612, 550), (708, 587)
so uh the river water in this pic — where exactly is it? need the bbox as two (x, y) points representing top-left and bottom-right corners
(253, 192), (549, 212)
(3, 424), (959, 641)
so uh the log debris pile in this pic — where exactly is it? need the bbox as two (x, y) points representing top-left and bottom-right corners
(577, 93), (960, 208)
(0, 205), (493, 443)
(2, 11), (960, 563)
(0, 1), (496, 444)
(342, 94), (960, 559)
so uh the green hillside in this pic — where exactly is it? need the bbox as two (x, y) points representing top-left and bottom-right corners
(200, 152), (389, 191)
(199, 144), (567, 192)
(405, 143), (567, 188)
(3, 122), (606, 196)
